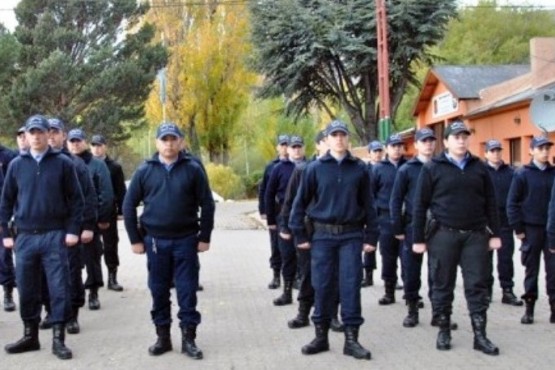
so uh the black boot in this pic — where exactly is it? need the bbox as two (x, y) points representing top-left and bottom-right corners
(403, 300), (419, 328)
(330, 317), (345, 332)
(501, 288), (523, 306)
(436, 314), (452, 351)
(273, 280), (293, 306)
(3, 284), (16, 312)
(471, 313), (499, 355)
(52, 324), (72, 360)
(107, 268), (124, 292)
(66, 307), (80, 334)
(288, 302), (311, 329)
(5, 321), (40, 354)
(148, 325), (172, 356)
(361, 269), (373, 288)
(88, 288), (101, 310)
(181, 326), (203, 359)
(551, 302), (555, 324)
(521, 298), (535, 324)
(378, 281), (395, 305)
(431, 314), (458, 330)
(343, 326), (371, 360)
(39, 313), (53, 330)
(268, 269), (280, 290)
(301, 322), (330, 355)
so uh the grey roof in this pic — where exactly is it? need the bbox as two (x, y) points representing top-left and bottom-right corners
(433, 65), (530, 99)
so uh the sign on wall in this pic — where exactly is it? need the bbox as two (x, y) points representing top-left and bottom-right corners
(432, 92), (459, 118)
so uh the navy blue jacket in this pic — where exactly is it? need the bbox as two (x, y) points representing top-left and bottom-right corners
(289, 151), (379, 245)
(412, 152), (500, 244)
(265, 159), (304, 226)
(0, 144), (17, 176)
(390, 157), (425, 235)
(279, 162), (308, 233)
(258, 158), (280, 215)
(103, 156), (127, 216)
(77, 150), (114, 224)
(485, 162), (514, 227)
(0, 147), (85, 237)
(547, 181), (555, 247)
(123, 152), (215, 244)
(507, 161), (555, 234)
(372, 157), (407, 212)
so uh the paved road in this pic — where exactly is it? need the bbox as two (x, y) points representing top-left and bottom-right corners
(0, 200), (553, 369)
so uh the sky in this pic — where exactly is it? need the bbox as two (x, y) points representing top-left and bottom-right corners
(0, 0), (554, 32)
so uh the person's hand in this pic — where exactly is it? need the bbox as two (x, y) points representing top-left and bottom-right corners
(297, 242), (310, 250)
(395, 234), (405, 240)
(81, 230), (94, 244)
(515, 233), (525, 240)
(198, 242), (210, 252)
(117, 215), (124, 221)
(268, 224), (277, 230)
(363, 244), (376, 253)
(2, 237), (14, 249)
(488, 237), (502, 251)
(413, 243), (427, 254)
(279, 232), (291, 240)
(132, 243), (145, 254)
(65, 234), (79, 247)
(260, 214), (267, 220)
(98, 222), (110, 230)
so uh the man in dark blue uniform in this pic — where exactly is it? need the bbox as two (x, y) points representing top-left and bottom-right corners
(412, 120), (500, 355)
(123, 122), (215, 359)
(372, 134), (407, 304)
(265, 136), (306, 306)
(483, 139), (521, 306)
(1, 115), (85, 360)
(508, 136), (555, 324)
(259, 134), (289, 289)
(290, 120), (378, 360)
(16, 126), (30, 153)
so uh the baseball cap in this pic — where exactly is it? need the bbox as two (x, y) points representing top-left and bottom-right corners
(25, 115), (50, 132)
(68, 129), (86, 141)
(314, 130), (326, 144)
(289, 136), (304, 147)
(48, 118), (65, 131)
(415, 128), (436, 142)
(277, 134), (290, 145)
(485, 139), (502, 151)
(17, 126), (26, 135)
(444, 120), (471, 138)
(156, 122), (183, 139)
(91, 135), (107, 145)
(368, 140), (384, 152)
(386, 133), (403, 146)
(325, 120), (349, 136)
(530, 136), (554, 149)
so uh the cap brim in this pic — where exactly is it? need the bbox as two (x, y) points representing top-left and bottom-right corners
(445, 129), (471, 138)
(157, 133), (181, 139)
(327, 128), (349, 135)
(26, 125), (48, 132)
(417, 135), (437, 142)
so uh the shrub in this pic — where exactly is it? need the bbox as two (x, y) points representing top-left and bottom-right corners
(205, 163), (245, 200)
(242, 170), (264, 199)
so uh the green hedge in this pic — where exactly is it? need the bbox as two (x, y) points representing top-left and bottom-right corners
(205, 163), (245, 200)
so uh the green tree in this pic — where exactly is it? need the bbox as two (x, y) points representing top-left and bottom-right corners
(0, 25), (21, 139)
(0, 0), (167, 142)
(249, 0), (457, 144)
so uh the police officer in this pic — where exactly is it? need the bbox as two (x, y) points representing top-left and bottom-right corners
(412, 120), (500, 355)
(259, 134), (289, 289)
(67, 129), (114, 310)
(265, 135), (306, 306)
(123, 122), (215, 359)
(90, 134), (126, 291)
(16, 126), (30, 153)
(372, 134), (407, 304)
(361, 140), (383, 288)
(290, 120), (378, 360)
(390, 128), (436, 328)
(1, 115), (85, 360)
(508, 136), (555, 324)
(483, 139), (522, 306)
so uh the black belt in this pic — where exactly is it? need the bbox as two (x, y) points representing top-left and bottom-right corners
(313, 222), (362, 235)
(439, 225), (485, 234)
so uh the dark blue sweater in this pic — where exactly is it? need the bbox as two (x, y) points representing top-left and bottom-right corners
(0, 148), (85, 237)
(77, 150), (114, 224)
(258, 158), (280, 215)
(372, 157), (407, 212)
(390, 157), (425, 235)
(123, 152), (215, 244)
(547, 181), (555, 247)
(507, 161), (555, 234)
(485, 162), (514, 226)
(265, 159), (304, 226)
(289, 151), (379, 245)
(0, 145), (16, 176)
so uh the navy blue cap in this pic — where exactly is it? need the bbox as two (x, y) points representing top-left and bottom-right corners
(530, 136), (554, 149)
(386, 133), (403, 146)
(485, 139), (502, 151)
(444, 120), (471, 138)
(277, 134), (290, 145)
(25, 115), (50, 132)
(17, 126), (26, 135)
(325, 120), (349, 136)
(289, 136), (304, 147)
(415, 128), (436, 142)
(314, 130), (326, 144)
(48, 118), (65, 131)
(368, 140), (384, 152)
(68, 129), (86, 141)
(91, 135), (107, 145)
(156, 122), (183, 139)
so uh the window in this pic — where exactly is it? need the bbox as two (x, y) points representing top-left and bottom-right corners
(509, 138), (522, 167)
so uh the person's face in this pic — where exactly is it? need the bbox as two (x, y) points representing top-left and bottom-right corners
(17, 133), (29, 151)
(48, 128), (66, 150)
(276, 142), (288, 158)
(156, 135), (182, 160)
(386, 144), (404, 161)
(444, 133), (469, 157)
(26, 129), (49, 152)
(315, 139), (329, 156)
(327, 131), (348, 154)
(530, 145), (552, 164)
(370, 149), (383, 163)
(67, 138), (88, 155)
(415, 138), (436, 156)
(485, 148), (503, 165)
(287, 145), (305, 160)
(91, 143), (107, 157)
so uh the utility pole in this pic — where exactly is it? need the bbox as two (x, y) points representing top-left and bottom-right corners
(376, 0), (391, 141)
